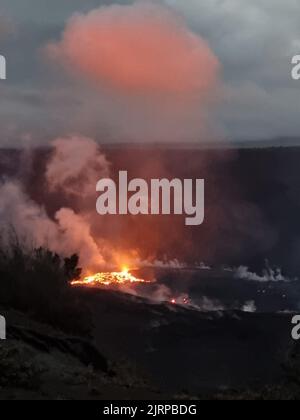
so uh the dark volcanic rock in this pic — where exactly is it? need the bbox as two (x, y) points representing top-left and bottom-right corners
(8, 325), (109, 373)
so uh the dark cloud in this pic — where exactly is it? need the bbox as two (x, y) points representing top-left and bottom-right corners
(0, 0), (133, 23)
(165, 0), (300, 140)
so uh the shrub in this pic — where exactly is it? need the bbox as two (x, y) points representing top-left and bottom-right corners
(0, 235), (91, 335)
(0, 342), (43, 389)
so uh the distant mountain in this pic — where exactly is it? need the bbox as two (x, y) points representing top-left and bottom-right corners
(99, 137), (300, 150)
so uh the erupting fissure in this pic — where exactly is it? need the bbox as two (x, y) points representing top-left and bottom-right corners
(71, 267), (151, 287)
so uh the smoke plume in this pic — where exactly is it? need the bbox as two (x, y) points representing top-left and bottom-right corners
(0, 137), (112, 271)
(46, 136), (110, 199)
(48, 2), (219, 97)
(47, 1), (222, 142)
(234, 265), (292, 283)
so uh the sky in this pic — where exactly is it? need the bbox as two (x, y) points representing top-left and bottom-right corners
(0, 0), (300, 147)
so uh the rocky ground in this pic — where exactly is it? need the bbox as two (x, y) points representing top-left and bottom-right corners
(0, 307), (163, 400)
(1, 294), (300, 400)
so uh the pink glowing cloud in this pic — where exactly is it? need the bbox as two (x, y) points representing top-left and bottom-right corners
(48, 2), (220, 99)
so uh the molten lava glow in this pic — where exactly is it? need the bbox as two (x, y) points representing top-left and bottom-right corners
(71, 267), (149, 287)
(170, 296), (190, 305)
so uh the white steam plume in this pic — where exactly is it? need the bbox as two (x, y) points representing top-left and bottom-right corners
(0, 136), (112, 271)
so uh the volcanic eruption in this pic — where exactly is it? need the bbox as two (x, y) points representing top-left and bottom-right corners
(71, 266), (151, 287)
(0, 2), (225, 303)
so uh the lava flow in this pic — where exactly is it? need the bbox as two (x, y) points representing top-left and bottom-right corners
(71, 267), (151, 287)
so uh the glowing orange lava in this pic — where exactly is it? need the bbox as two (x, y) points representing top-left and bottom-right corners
(71, 267), (150, 287)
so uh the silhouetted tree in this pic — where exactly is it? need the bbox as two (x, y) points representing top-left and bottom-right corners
(64, 254), (82, 282)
